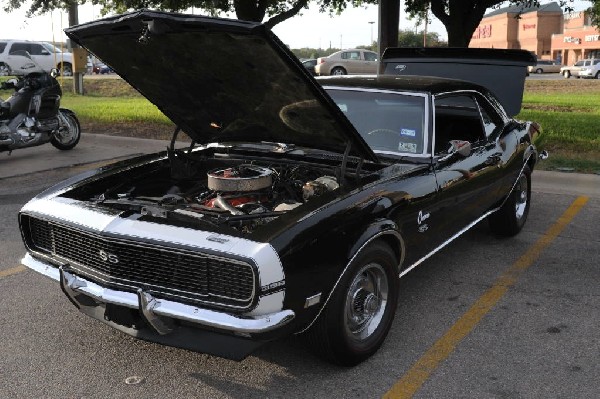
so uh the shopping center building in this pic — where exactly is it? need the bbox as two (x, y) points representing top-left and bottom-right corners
(470, 2), (600, 65)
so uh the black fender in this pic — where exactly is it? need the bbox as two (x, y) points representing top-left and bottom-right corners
(297, 220), (404, 334)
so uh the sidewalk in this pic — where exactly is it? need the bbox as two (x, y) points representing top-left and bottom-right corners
(533, 170), (600, 199)
(0, 133), (172, 180)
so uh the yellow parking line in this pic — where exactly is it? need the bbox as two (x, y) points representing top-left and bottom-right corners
(0, 265), (27, 279)
(384, 196), (589, 399)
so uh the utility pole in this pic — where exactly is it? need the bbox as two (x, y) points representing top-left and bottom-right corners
(369, 21), (375, 48)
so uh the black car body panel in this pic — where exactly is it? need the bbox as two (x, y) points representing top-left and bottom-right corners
(20, 12), (542, 364)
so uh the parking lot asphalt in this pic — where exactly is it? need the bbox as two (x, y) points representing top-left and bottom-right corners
(0, 134), (598, 398)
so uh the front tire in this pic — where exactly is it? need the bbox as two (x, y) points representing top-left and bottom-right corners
(536, 68), (543, 74)
(305, 241), (399, 366)
(563, 70), (571, 78)
(489, 166), (531, 236)
(0, 62), (10, 76)
(51, 110), (81, 150)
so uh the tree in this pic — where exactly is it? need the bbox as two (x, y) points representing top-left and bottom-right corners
(398, 29), (446, 47)
(3, 0), (377, 29)
(404, 1), (579, 47)
(589, 2), (600, 29)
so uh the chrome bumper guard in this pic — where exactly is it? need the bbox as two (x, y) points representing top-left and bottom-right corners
(22, 253), (295, 335)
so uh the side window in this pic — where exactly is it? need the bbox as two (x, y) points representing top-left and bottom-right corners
(0, 42), (7, 53)
(475, 96), (503, 137)
(593, 60), (600, 65)
(364, 52), (378, 61)
(29, 43), (44, 56)
(9, 42), (30, 54)
(342, 51), (360, 60)
(434, 95), (486, 155)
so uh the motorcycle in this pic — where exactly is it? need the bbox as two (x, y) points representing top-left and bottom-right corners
(0, 51), (80, 154)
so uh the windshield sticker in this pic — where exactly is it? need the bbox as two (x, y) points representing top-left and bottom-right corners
(401, 128), (416, 137)
(398, 142), (417, 153)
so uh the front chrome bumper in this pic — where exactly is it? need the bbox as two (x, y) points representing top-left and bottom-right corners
(22, 253), (295, 336)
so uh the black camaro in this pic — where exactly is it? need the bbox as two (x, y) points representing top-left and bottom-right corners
(19, 11), (543, 366)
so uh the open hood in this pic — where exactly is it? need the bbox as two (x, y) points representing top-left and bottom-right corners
(381, 47), (536, 117)
(65, 10), (377, 162)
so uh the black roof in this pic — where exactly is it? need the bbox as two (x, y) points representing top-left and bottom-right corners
(317, 75), (490, 97)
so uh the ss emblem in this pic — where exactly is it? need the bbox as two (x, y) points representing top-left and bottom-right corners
(98, 249), (119, 264)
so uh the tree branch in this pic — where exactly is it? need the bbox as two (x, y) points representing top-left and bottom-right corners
(264, 0), (309, 28)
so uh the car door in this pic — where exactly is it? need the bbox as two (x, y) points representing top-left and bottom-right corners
(6, 42), (31, 71)
(28, 43), (54, 71)
(431, 92), (509, 238)
(362, 51), (379, 74)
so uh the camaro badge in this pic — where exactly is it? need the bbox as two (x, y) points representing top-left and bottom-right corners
(98, 250), (119, 264)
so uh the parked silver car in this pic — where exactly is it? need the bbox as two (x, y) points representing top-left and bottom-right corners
(560, 59), (600, 79)
(527, 59), (561, 74)
(315, 49), (378, 76)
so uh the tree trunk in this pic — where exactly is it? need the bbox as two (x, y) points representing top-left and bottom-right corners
(233, 0), (269, 22)
(430, 0), (498, 47)
(379, 0), (400, 56)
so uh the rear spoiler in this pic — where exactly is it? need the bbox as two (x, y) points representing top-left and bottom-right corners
(380, 48), (536, 117)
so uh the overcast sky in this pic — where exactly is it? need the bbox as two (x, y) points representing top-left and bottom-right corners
(0, 1), (593, 50)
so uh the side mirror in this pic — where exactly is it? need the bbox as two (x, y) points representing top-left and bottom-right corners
(41, 50), (51, 56)
(437, 140), (472, 162)
(449, 140), (472, 157)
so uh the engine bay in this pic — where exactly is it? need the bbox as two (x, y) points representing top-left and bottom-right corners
(69, 148), (361, 235)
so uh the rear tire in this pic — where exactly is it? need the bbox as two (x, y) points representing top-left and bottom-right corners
(58, 62), (73, 77)
(536, 68), (543, 74)
(305, 241), (399, 366)
(51, 110), (81, 150)
(489, 166), (531, 237)
(563, 70), (571, 78)
(331, 67), (346, 76)
(0, 62), (10, 76)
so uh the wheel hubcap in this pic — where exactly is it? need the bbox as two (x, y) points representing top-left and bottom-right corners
(514, 174), (528, 220)
(55, 114), (79, 145)
(345, 263), (389, 341)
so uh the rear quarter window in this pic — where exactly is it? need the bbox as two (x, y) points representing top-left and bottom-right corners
(0, 42), (7, 53)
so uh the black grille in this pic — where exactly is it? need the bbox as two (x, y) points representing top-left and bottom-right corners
(23, 215), (256, 310)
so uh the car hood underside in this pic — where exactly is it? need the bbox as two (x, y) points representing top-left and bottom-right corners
(65, 10), (377, 162)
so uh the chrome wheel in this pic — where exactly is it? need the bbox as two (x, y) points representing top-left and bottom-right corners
(514, 173), (528, 220)
(344, 263), (389, 341)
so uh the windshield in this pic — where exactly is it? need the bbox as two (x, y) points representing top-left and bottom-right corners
(326, 89), (428, 156)
(42, 43), (63, 53)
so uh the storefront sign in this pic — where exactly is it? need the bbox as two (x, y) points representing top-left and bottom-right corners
(523, 24), (536, 30)
(472, 24), (492, 39)
(565, 11), (582, 20)
(564, 36), (582, 44)
(585, 34), (600, 42)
